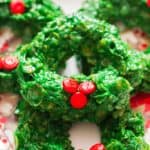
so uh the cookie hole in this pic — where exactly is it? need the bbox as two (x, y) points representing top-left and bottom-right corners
(62, 56), (81, 77)
(69, 122), (101, 150)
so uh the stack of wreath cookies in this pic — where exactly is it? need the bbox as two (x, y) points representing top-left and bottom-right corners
(0, 0), (149, 150)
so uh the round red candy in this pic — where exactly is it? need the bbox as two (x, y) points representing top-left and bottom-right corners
(145, 120), (150, 128)
(63, 78), (79, 94)
(0, 123), (5, 130)
(1, 138), (7, 144)
(10, 0), (25, 14)
(2, 56), (19, 71)
(130, 92), (150, 109)
(147, 0), (150, 7)
(138, 43), (148, 51)
(78, 81), (96, 95)
(0, 42), (9, 53)
(0, 58), (3, 69)
(70, 92), (88, 109)
(90, 143), (106, 150)
(133, 29), (140, 35)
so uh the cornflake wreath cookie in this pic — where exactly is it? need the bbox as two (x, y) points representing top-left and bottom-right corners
(10, 14), (149, 149)
(0, 0), (62, 149)
(80, 0), (150, 34)
(0, 0), (62, 42)
(80, 0), (150, 52)
(0, 0), (62, 93)
(80, 0), (150, 92)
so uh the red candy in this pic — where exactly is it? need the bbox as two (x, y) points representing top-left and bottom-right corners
(147, 0), (150, 7)
(1, 138), (7, 144)
(138, 43), (148, 51)
(0, 123), (4, 130)
(144, 104), (150, 113)
(70, 92), (88, 109)
(145, 120), (150, 128)
(10, 0), (25, 14)
(0, 58), (3, 69)
(133, 29), (146, 37)
(133, 28), (140, 35)
(141, 32), (146, 37)
(90, 143), (106, 150)
(1, 56), (19, 71)
(63, 78), (79, 94)
(0, 117), (7, 124)
(0, 42), (9, 53)
(78, 81), (96, 95)
(130, 92), (150, 109)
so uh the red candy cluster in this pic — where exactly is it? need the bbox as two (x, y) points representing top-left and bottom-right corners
(63, 78), (96, 109)
(90, 143), (106, 150)
(10, 0), (25, 14)
(0, 55), (19, 71)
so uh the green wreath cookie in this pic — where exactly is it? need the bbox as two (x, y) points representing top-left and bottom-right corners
(0, 0), (62, 42)
(0, 0), (62, 93)
(12, 14), (149, 149)
(80, 0), (150, 92)
(80, 0), (150, 33)
(80, 0), (150, 51)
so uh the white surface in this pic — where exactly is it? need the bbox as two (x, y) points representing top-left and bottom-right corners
(69, 123), (101, 150)
(52, 1), (101, 149)
(53, 0), (84, 14)
(144, 128), (150, 144)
